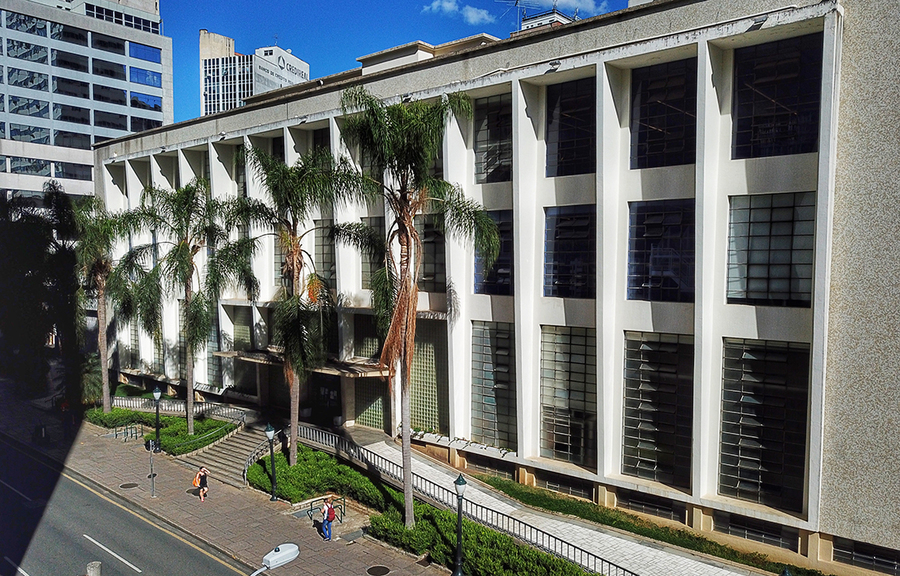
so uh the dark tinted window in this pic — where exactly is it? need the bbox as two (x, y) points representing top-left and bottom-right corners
(546, 78), (595, 177)
(631, 58), (697, 169)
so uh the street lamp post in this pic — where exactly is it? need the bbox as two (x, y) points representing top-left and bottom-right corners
(265, 424), (277, 501)
(152, 386), (162, 453)
(453, 474), (467, 576)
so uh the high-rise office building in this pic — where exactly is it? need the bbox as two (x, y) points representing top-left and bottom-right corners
(0, 0), (171, 200)
(199, 29), (308, 116)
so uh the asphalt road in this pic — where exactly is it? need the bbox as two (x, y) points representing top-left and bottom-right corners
(0, 438), (251, 576)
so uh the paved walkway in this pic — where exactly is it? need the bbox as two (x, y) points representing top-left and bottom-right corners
(0, 377), (764, 576)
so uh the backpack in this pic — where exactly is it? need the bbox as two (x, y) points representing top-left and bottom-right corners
(326, 503), (336, 522)
(192, 473), (201, 487)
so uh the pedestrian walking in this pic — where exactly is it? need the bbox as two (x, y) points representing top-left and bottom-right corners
(321, 495), (336, 541)
(193, 466), (209, 502)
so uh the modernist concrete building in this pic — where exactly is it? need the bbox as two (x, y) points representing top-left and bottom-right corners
(94, 0), (900, 573)
(199, 29), (308, 116)
(0, 0), (171, 200)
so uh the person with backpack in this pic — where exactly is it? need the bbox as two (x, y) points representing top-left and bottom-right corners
(321, 495), (336, 541)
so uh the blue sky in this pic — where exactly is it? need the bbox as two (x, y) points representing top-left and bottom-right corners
(161, 0), (628, 123)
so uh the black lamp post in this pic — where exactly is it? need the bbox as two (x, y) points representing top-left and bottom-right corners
(152, 386), (162, 453)
(453, 474), (467, 576)
(265, 424), (277, 501)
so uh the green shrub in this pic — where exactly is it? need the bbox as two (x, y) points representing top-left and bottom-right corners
(84, 406), (158, 428)
(477, 476), (834, 576)
(84, 407), (235, 455)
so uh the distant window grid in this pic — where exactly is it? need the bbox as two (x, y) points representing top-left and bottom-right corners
(546, 77), (596, 177)
(833, 537), (900, 576)
(9, 123), (49, 144)
(93, 59), (126, 81)
(540, 326), (597, 467)
(360, 216), (385, 290)
(415, 214), (446, 293)
(85, 4), (160, 35)
(130, 67), (162, 88)
(622, 331), (693, 489)
(53, 103), (90, 124)
(0, 156), (6, 172)
(54, 130), (91, 150)
(8, 68), (48, 91)
(131, 116), (161, 132)
(534, 470), (594, 500)
(410, 319), (450, 435)
(732, 33), (823, 159)
(474, 209), (513, 295)
(91, 32), (124, 54)
(617, 488), (688, 523)
(627, 198), (696, 302)
(9, 95), (49, 119)
(9, 156), (50, 176)
(130, 92), (162, 112)
(630, 58), (697, 169)
(94, 110), (127, 130)
(54, 77), (90, 99)
(726, 192), (815, 306)
(474, 93), (512, 183)
(129, 42), (161, 63)
(53, 162), (92, 181)
(5, 12), (47, 37)
(544, 204), (596, 299)
(353, 313), (381, 359)
(314, 219), (336, 286)
(0, 98), (3, 113)
(6, 39), (48, 63)
(50, 23), (88, 46)
(471, 321), (517, 451)
(720, 338), (809, 513)
(52, 49), (89, 73)
(93, 85), (126, 106)
(713, 511), (800, 552)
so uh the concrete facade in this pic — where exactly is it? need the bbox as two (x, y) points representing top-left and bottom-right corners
(94, 0), (900, 572)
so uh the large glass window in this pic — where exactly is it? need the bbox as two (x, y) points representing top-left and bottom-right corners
(53, 103), (90, 124)
(9, 124), (50, 144)
(93, 59), (125, 81)
(130, 67), (161, 88)
(630, 58), (697, 169)
(54, 76), (90, 99)
(129, 42), (161, 63)
(50, 23), (88, 46)
(6, 12), (46, 36)
(627, 198), (695, 302)
(54, 130), (91, 150)
(54, 162), (92, 181)
(131, 116), (161, 132)
(732, 33), (823, 159)
(9, 96), (49, 119)
(540, 326), (597, 467)
(314, 218), (335, 287)
(415, 214), (446, 293)
(91, 32), (125, 54)
(51, 50), (89, 73)
(94, 85), (126, 106)
(720, 338), (809, 513)
(475, 210), (513, 296)
(8, 68), (48, 91)
(544, 204), (596, 299)
(9, 157), (50, 176)
(130, 92), (162, 111)
(474, 93), (512, 183)
(6, 39), (48, 63)
(546, 78), (595, 177)
(472, 321), (517, 451)
(726, 192), (814, 307)
(623, 332), (693, 489)
(94, 110), (127, 130)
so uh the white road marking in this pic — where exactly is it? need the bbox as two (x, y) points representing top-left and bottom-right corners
(83, 534), (142, 573)
(0, 479), (32, 502)
(3, 556), (31, 576)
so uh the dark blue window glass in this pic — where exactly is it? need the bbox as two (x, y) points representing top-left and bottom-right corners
(129, 42), (161, 63)
(130, 67), (161, 88)
(544, 204), (596, 299)
(130, 92), (162, 112)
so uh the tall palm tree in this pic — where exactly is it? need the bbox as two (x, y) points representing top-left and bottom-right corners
(339, 87), (499, 528)
(74, 195), (118, 413)
(246, 146), (371, 465)
(116, 179), (259, 434)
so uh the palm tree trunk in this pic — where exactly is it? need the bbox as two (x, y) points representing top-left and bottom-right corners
(185, 284), (194, 436)
(98, 281), (110, 413)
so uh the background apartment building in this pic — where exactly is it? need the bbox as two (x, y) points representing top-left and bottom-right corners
(94, 0), (900, 574)
(199, 29), (308, 116)
(0, 0), (171, 201)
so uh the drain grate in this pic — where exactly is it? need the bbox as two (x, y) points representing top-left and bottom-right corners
(367, 567), (390, 576)
(119, 483), (139, 489)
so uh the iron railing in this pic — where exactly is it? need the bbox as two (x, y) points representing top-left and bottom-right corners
(244, 423), (638, 576)
(242, 428), (285, 485)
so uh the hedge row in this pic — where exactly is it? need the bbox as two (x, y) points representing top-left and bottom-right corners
(247, 445), (589, 576)
(477, 476), (834, 576)
(84, 407), (235, 456)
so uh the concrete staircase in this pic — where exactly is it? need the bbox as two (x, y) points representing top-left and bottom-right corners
(178, 424), (270, 489)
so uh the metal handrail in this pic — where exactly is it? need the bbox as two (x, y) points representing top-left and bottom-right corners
(243, 428), (284, 484)
(245, 423), (638, 576)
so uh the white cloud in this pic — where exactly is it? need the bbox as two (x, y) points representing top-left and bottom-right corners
(535, 0), (610, 17)
(462, 5), (496, 25)
(423, 0), (460, 15)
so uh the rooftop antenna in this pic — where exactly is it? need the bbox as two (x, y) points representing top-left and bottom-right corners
(273, 34), (278, 46)
(494, 0), (542, 31)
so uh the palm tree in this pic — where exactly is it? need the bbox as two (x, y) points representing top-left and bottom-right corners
(74, 195), (118, 413)
(339, 87), (499, 528)
(246, 146), (371, 465)
(116, 179), (259, 434)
